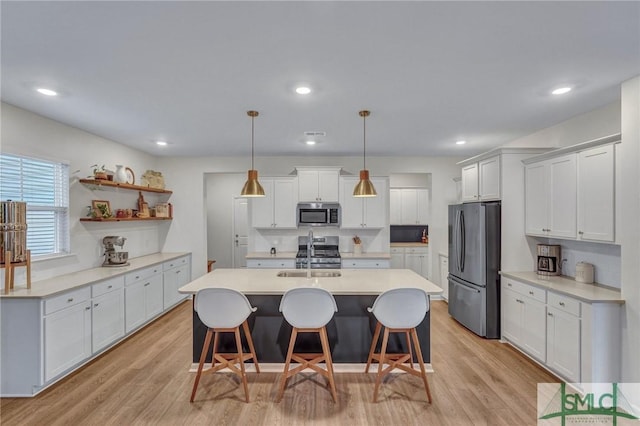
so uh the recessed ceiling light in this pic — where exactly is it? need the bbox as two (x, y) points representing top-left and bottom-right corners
(306, 140), (316, 145)
(295, 86), (311, 95)
(155, 141), (168, 146)
(552, 87), (572, 95)
(456, 140), (466, 145)
(36, 87), (58, 96)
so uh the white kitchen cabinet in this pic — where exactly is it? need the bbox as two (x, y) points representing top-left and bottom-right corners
(525, 153), (577, 238)
(125, 271), (163, 333)
(389, 246), (430, 280)
(342, 258), (390, 269)
(251, 177), (298, 228)
(577, 144), (615, 242)
(297, 168), (340, 202)
(546, 292), (581, 383)
(460, 155), (501, 202)
(461, 163), (479, 202)
(438, 254), (448, 300)
(390, 189), (430, 225)
(390, 247), (404, 269)
(246, 258), (295, 269)
(91, 288), (125, 353)
(339, 176), (388, 228)
(163, 256), (191, 309)
(44, 288), (92, 382)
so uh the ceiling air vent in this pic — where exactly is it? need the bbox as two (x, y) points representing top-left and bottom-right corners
(304, 131), (326, 137)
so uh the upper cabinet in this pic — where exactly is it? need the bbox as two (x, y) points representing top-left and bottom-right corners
(339, 176), (388, 228)
(250, 177), (298, 228)
(460, 155), (501, 202)
(523, 135), (619, 243)
(297, 167), (340, 202)
(390, 188), (429, 225)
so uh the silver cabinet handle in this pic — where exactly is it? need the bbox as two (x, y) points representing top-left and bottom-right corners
(578, 231), (584, 235)
(559, 302), (565, 306)
(507, 283), (512, 287)
(529, 291), (534, 295)
(94, 303), (99, 307)
(67, 298), (74, 302)
(85, 306), (91, 311)
(144, 282), (150, 287)
(548, 312), (553, 316)
(108, 285), (113, 289)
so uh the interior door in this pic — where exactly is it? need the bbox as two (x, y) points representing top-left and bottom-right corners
(233, 197), (248, 268)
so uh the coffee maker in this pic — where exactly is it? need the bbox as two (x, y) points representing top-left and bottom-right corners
(102, 236), (129, 267)
(537, 244), (561, 276)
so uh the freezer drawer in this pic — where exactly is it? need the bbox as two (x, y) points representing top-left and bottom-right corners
(448, 276), (486, 337)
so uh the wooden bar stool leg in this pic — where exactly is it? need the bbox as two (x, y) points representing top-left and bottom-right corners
(234, 327), (250, 403)
(373, 328), (390, 403)
(320, 327), (337, 402)
(365, 322), (382, 373)
(411, 328), (432, 403)
(405, 330), (414, 369)
(191, 329), (213, 402)
(242, 320), (260, 373)
(277, 328), (298, 402)
(211, 331), (220, 368)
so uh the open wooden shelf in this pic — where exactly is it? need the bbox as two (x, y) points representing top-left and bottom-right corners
(79, 179), (173, 194)
(80, 217), (172, 222)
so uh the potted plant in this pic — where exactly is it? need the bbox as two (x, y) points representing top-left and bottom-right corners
(91, 164), (108, 180)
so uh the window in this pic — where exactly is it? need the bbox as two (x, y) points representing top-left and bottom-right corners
(0, 153), (70, 258)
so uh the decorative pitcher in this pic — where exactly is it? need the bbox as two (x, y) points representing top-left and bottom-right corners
(114, 165), (127, 183)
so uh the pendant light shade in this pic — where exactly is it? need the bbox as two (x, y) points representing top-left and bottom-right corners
(241, 110), (265, 197)
(353, 110), (377, 197)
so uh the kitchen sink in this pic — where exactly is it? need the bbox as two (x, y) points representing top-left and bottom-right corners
(277, 271), (342, 278)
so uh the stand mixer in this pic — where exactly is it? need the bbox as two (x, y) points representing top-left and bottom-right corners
(102, 236), (129, 267)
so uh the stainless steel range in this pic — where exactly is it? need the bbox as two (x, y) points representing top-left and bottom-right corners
(295, 235), (341, 269)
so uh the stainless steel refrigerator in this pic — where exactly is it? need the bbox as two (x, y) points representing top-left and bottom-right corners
(448, 202), (501, 338)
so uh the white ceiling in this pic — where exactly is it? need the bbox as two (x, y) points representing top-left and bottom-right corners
(2, 1), (639, 158)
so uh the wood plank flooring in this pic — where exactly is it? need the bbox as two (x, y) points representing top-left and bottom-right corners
(0, 300), (558, 425)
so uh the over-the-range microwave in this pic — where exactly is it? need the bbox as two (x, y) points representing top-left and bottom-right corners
(296, 202), (341, 227)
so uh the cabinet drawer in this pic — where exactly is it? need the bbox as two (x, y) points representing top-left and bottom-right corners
(45, 287), (91, 315)
(406, 247), (428, 254)
(342, 259), (390, 269)
(246, 259), (295, 269)
(92, 277), (125, 298)
(503, 278), (546, 303)
(548, 292), (580, 317)
(390, 247), (404, 254)
(125, 265), (162, 285)
(163, 256), (189, 271)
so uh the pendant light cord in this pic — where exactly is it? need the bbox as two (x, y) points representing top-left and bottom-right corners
(362, 113), (366, 170)
(251, 115), (255, 170)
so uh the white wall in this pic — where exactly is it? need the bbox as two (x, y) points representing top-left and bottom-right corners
(1, 103), (163, 282)
(619, 76), (640, 402)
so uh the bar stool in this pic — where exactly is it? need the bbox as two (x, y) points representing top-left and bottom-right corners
(190, 288), (260, 403)
(365, 288), (432, 403)
(277, 287), (338, 402)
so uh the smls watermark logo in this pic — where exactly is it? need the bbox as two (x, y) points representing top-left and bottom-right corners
(538, 383), (640, 425)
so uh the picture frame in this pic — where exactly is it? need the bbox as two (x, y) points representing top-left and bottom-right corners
(155, 203), (169, 218)
(91, 200), (112, 218)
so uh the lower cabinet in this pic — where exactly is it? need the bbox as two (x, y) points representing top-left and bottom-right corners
(246, 258), (296, 269)
(390, 246), (430, 279)
(546, 305), (581, 382)
(91, 288), (125, 353)
(501, 283), (546, 362)
(125, 273), (163, 333)
(342, 258), (390, 268)
(438, 254), (449, 300)
(163, 256), (191, 309)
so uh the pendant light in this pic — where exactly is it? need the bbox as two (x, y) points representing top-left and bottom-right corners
(353, 110), (377, 197)
(241, 110), (265, 197)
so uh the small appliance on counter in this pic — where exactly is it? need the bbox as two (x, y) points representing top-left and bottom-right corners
(575, 262), (595, 283)
(102, 236), (129, 267)
(536, 244), (561, 276)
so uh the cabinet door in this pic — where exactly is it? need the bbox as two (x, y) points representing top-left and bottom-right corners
(390, 248), (404, 269)
(92, 289), (125, 353)
(298, 170), (319, 202)
(405, 254), (424, 277)
(547, 307), (581, 382)
(439, 255), (448, 300)
(389, 189), (402, 225)
(400, 189), (418, 224)
(317, 170), (340, 202)
(416, 189), (430, 225)
(125, 281), (146, 333)
(522, 297), (547, 362)
(246, 259), (295, 268)
(273, 178), (297, 228)
(146, 274), (164, 319)
(339, 177), (364, 228)
(163, 264), (188, 309)
(461, 163), (479, 202)
(577, 145), (615, 242)
(479, 156), (501, 200)
(501, 287), (522, 345)
(250, 178), (274, 228)
(363, 177), (388, 228)
(525, 162), (549, 236)
(548, 154), (577, 239)
(44, 302), (92, 381)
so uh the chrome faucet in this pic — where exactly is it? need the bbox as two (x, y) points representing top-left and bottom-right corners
(307, 229), (314, 278)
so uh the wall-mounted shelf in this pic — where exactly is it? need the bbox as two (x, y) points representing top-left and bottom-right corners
(80, 217), (172, 222)
(79, 179), (173, 195)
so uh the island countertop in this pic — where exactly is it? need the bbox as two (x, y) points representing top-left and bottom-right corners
(179, 268), (442, 296)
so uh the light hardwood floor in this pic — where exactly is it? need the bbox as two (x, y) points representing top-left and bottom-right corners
(0, 300), (558, 425)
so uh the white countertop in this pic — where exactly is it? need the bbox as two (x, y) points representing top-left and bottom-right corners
(179, 268), (442, 296)
(390, 242), (429, 248)
(500, 271), (623, 304)
(1, 252), (190, 299)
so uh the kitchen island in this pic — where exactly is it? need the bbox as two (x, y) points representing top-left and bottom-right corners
(179, 268), (442, 364)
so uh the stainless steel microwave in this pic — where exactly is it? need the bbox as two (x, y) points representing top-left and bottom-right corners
(296, 202), (341, 227)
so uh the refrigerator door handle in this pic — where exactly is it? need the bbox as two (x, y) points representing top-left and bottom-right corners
(455, 210), (461, 272)
(460, 210), (466, 271)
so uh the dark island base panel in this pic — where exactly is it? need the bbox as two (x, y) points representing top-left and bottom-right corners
(192, 295), (431, 364)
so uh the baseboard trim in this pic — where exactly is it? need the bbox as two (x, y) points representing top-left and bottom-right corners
(188, 362), (434, 374)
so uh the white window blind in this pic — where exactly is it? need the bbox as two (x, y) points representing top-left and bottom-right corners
(0, 153), (70, 257)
